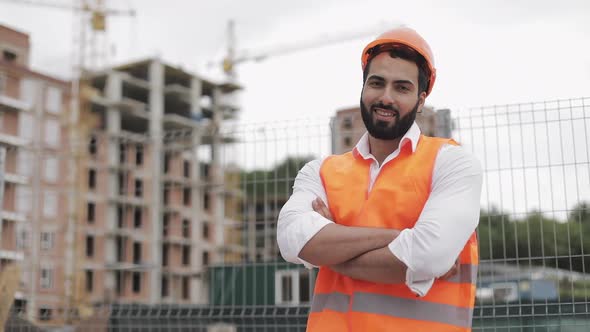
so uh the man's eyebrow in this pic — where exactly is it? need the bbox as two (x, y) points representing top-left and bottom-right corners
(366, 75), (385, 81)
(393, 79), (415, 86)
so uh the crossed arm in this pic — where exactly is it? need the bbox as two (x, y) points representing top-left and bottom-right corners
(300, 198), (458, 284)
(277, 148), (482, 286)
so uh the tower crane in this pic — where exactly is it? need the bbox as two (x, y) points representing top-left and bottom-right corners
(212, 19), (399, 81)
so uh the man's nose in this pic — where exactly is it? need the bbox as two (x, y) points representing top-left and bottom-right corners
(377, 87), (395, 106)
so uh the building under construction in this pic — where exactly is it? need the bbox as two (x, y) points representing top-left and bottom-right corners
(0, 23), (244, 326)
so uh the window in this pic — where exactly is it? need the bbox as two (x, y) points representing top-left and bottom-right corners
(16, 187), (31, 213)
(132, 272), (141, 293)
(44, 119), (60, 147)
(86, 235), (94, 258)
(182, 246), (190, 266)
(202, 222), (209, 240)
(134, 208), (142, 228)
(182, 219), (190, 238)
(88, 135), (97, 155)
(88, 169), (96, 190)
(44, 157), (58, 183)
(118, 172), (126, 195)
(20, 78), (38, 106)
(342, 116), (353, 129)
(18, 112), (34, 142)
(182, 276), (190, 300)
(163, 188), (169, 205)
(43, 191), (57, 218)
(16, 229), (28, 249)
(39, 307), (52, 321)
(201, 163), (210, 179)
(183, 160), (190, 178)
(133, 242), (142, 264)
(117, 206), (124, 228)
(183, 187), (191, 206)
(87, 202), (95, 223)
(45, 86), (62, 114)
(115, 271), (122, 295)
(162, 244), (169, 266)
(162, 214), (169, 236)
(204, 193), (210, 210)
(135, 179), (143, 197)
(17, 150), (32, 177)
(161, 276), (169, 297)
(40, 232), (54, 250)
(119, 143), (126, 164)
(135, 144), (143, 166)
(3, 50), (17, 62)
(274, 270), (313, 305)
(343, 136), (352, 147)
(86, 270), (94, 292)
(163, 152), (171, 173)
(202, 251), (209, 266)
(280, 274), (293, 303)
(40, 268), (53, 289)
(116, 236), (125, 262)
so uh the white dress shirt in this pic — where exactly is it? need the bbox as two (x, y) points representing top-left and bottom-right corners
(277, 122), (483, 296)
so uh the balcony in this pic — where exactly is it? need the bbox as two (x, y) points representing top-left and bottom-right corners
(0, 132), (27, 147)
(163, 113), (199, 129)
(0, 95), (30, 112)
(105, 261), (154, 271)
(4, 172), (28, 185)
(1, 210), (27, 222)
(109, 195), (147, 208)
(162, 265), (202, 276)
(162, 235), (192, 246)
(0, 249), (24, 261)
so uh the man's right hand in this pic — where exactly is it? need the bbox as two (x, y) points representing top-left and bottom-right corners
(312, 197), (333, 221)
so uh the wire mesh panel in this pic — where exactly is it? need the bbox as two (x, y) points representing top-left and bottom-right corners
(3, 97), (590, 331)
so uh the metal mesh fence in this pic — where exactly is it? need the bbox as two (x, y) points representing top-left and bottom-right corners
(3, 97), (590, 331)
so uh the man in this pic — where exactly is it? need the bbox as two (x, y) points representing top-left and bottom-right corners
(277, 26), (482, 332)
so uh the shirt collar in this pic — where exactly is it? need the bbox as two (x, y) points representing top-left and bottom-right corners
(353, 121), (421, 160)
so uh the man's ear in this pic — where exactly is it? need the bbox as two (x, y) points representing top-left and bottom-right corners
(417, 91), (427, 113)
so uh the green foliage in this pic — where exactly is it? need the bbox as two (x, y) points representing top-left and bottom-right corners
(241, 156), (314, 198)
(477, 202), (590, 273)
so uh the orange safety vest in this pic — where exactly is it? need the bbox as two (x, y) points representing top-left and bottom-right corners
(307, 135), (479, 332)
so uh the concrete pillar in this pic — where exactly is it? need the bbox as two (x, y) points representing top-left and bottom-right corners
(104, 72), (123, 297)
(27, 79), (42, 321)
(148, 59), (164, 304)
(211, 88), (224, 262)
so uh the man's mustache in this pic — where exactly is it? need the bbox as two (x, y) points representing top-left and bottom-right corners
(370, 103), (400, 115)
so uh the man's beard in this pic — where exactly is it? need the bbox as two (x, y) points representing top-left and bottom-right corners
(360, 99), (419, 140)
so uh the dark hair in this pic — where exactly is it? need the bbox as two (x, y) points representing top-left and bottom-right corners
(362, 43), (430, 95)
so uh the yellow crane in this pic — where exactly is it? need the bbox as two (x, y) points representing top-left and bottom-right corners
(212, 19), (399, 81)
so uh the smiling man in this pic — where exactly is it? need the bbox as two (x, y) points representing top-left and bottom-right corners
(277, 26), (483, 332)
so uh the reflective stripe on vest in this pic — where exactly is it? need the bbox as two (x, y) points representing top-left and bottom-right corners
(310, 292), (473, 328)
(309, 135), (479, 332)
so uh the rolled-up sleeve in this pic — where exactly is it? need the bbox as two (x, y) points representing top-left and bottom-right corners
(277, 159), (333, 269)
(388, 145), (483, 295)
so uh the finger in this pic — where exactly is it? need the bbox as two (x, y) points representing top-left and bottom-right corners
(317, 199), (332, 220)
(440, 262), (459, 280)
(312, 198), (332, 220)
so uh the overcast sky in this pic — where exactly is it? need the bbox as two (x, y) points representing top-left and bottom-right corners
(2, 0), (590, 216)
(1, 0), (589, 124)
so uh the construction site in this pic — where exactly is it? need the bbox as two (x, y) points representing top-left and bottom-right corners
(1, 1), (590, 331)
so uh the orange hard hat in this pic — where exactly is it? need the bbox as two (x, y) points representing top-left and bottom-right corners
(361, 27), (436, 96)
